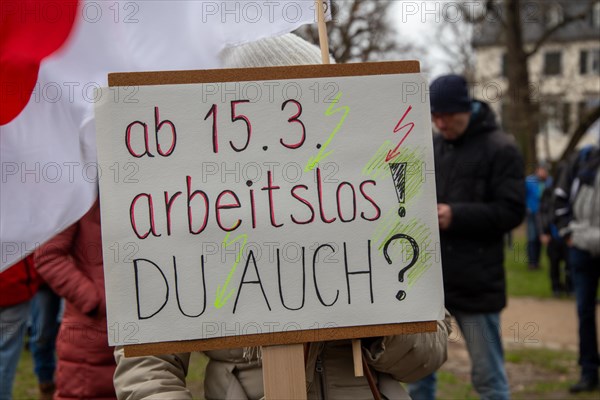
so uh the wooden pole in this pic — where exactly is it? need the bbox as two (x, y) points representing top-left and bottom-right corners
(352, 339), (364, 377)
(261, 5), (329, 396)
(315, 0), (330, 64)
(262, 4), (360, 396)
(315, 0), (363, 378)
(262, 344), (307, 400)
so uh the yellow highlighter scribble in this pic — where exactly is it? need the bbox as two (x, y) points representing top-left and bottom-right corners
(305, 92), (350, 171)
(214, 232), (248, 309)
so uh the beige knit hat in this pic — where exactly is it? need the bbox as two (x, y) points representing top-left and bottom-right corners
(220, 33), (335, 68)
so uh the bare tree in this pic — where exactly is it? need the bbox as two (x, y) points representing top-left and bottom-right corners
(295, 0), (417, 63)
(430, 16), (476, 81)
(458, 0), (598, 168)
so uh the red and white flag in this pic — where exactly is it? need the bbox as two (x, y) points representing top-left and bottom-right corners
(0, 0), (330, 271)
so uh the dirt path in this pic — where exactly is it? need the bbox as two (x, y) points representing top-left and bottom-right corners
(439, 297), (600, 399)
(446, 296), (598, 352)
(501, 297), (593, 351)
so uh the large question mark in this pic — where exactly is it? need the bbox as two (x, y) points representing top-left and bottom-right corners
(382, 233), (419, 301)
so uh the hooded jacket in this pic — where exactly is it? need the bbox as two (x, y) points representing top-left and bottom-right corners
(433, 100), (526, 313)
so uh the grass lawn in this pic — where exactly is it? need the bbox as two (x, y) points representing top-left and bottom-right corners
(504, 235), (556, 299)
(13, 347), (36, 400)
(505, 228), (599, 299)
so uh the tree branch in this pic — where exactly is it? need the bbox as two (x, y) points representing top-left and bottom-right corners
(460, 0), (504, 26)
(525, 5), (592, 58)
(560, 106), (600, 162)
(295, 0), (415, 63)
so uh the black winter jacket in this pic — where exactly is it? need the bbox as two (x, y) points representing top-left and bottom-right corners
(434, 101), (525, 313)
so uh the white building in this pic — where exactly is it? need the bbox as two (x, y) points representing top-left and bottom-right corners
(472, 0), (600, 161)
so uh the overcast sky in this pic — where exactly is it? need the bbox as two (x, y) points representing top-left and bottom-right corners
(390, 0), (474, 79)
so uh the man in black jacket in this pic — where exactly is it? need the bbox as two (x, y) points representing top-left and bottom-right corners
(409, 75), (526, 400)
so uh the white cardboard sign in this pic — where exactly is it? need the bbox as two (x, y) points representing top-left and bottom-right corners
(95, 67), (443, 346)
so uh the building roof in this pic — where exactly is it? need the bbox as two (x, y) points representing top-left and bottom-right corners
(472, 0), (600, 47)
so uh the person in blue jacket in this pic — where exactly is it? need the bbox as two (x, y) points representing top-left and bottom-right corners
(525, 163), (550, 270)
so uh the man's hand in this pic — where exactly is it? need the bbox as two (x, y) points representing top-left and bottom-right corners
(437, 204), (452, 230)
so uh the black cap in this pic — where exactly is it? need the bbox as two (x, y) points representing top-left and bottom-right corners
(429, 74), (472, 114)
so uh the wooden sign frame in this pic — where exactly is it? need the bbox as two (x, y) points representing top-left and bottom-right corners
(106, 60), (439, 358)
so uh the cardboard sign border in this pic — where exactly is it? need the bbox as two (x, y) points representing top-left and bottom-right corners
(108, 60), (438, 357)
(124, 321), (437, 357)
(108, 60), (420, 87)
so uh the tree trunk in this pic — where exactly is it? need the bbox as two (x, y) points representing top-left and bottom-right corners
(504, 0), (538, 171)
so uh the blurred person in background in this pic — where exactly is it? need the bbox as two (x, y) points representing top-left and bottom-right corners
(554, 144), (600, 393)
(525, 163), (550, 270)
(0, 255), (39, 400)
(409, 74), (526, 400)
(538, 162), (571, 298)
(34, 200), (116, 400)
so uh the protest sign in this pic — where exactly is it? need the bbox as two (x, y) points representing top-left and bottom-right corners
(95, 61), (443, 355)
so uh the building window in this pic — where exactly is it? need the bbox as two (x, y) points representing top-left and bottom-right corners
(501, 53), (508, 77)
(501, 102), (511, 132)
(578, 97), (600, 125)
(543, 51), (562, 75)
(562, 102), (571, 134)
(578, 101), (588, 124)
(580, 49), (600, 75)
(541, 99), (570, 135)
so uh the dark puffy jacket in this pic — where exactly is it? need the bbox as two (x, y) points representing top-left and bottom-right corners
(434, 101), (525, 313)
